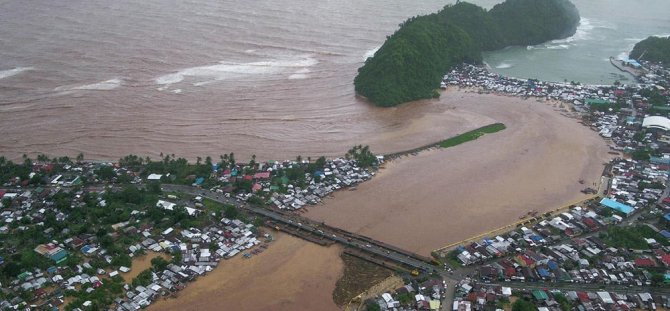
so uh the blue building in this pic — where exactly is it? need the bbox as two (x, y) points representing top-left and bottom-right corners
(600, 198), (634, 215)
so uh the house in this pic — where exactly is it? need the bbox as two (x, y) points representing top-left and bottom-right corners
(635, 258), (657, 268)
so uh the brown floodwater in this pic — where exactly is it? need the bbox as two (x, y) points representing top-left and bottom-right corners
(305, 90), (612, 256)
(148, 233), (343, 311)
(0, 0), (482, 162)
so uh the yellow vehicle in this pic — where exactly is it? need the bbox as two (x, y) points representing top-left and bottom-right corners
(411, 269), (420, 276)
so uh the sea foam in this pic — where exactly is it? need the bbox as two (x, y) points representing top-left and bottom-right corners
(495, 62), (513, 69)
(155, 55), (318, 86)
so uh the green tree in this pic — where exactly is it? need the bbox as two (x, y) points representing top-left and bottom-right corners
(512, 298), (537, 311)
(151, 257), (169, 271)
(224, 204), (239, 219)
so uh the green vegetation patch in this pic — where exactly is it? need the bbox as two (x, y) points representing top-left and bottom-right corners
(601, 225), (670, 249)
(439, 123), (506, 148)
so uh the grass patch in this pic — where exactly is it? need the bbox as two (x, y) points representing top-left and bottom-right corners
(601, 225), (669, 249)
(439, 123), (506, 148)
(332, 254), (394, 306)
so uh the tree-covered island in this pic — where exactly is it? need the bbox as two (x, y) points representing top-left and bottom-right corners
(354, 0), (580, 107)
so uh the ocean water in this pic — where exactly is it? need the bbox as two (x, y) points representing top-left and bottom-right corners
(481, 0), (670, 84)
(0, 0), (668, 160)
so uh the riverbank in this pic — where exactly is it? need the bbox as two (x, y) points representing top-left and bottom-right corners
(305, 90), (611, 256)
(147, 232), (343, 311)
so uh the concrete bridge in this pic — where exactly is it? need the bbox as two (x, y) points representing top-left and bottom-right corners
(162, 184), (439, 274)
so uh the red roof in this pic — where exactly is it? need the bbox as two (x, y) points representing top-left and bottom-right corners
(661, 254), (670, 266)
(252, 183), (262, 192)
(518, 255), (534, 266)
(504, 266), (516, 277)
(243, 175), (253, 181)
(254, 172), (271, 179)
(583, 218), (598, 229)
(0, 190), (5, 198)
(577, 292), (590, 303)
(635, 258), (657, 267)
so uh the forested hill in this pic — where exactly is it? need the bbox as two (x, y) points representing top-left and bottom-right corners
(354, 0), (580, 107)
(630, 36), (670, 67)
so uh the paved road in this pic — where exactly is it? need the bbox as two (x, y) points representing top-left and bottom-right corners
(162, 184), (438, 274)
(489, 281), (670, 295)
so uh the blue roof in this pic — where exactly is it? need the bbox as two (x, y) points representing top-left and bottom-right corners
(600, 198), (634, 214)
(661, 230), (670, 239)
(665, 214), (670, 222)
(49, 249), (68, 263)
(530, 235), (543, 242)
(195, 177), (205, 185)
(537, 267), (550, 278)
(651, 156), (670, 165)
(81, 245), (92, 254)
(547, 261), (559, 270)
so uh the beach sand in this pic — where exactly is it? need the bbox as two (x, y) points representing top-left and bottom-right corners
(148, 232), (343, 311)
(305, 90), (611, 256)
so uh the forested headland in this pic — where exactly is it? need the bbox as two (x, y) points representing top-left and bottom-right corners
(354, 0), (580, 107)
(630, 36), (670, 67)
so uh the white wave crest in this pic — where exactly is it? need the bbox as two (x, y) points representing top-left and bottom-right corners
(546, 44), (570, 50)
(0, 67), (33, 80)
(288, 68), (311, 79)
(72, 78), (122, 90)
(155, 55), (319, 86)
(54, 78), (122, 92)
(363, 46), (380, 61)
(546, 17), (594, 46)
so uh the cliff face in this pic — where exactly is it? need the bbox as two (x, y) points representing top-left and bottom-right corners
(354, 0), (580, 107)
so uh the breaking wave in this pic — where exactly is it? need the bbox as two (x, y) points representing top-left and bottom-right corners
(527, 18), (601, 51)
